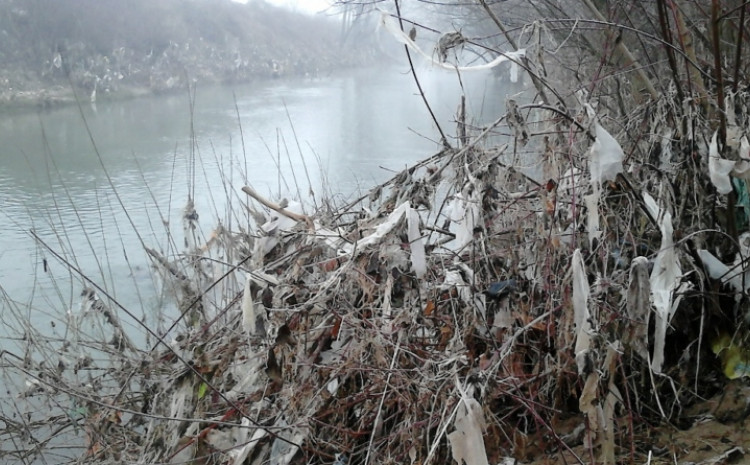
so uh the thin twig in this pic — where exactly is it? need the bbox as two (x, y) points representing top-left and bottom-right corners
(393, 0), (451, 149)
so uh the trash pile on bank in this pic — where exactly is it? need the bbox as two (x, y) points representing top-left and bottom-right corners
(7, 6), (750, 461)
(6, 79), (750, 465)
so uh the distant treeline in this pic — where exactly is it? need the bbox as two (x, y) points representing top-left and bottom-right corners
(0, 0), (370, 103)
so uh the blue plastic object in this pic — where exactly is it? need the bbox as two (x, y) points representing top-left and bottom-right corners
(484, 279), (517, 298)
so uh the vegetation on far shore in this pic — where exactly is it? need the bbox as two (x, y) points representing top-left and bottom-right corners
(0, 0), (370, 108)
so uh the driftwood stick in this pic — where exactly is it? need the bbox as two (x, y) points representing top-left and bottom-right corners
(242, 186), (315, 230)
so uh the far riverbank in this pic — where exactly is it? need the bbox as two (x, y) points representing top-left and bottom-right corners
(0, 0), (376, 110)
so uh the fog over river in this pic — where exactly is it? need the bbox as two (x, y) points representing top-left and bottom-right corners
(0, 65), (515, 335)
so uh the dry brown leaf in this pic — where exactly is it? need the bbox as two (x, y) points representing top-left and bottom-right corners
(424, 299), (436, 316)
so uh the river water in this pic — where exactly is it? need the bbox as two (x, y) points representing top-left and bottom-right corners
(0, 64), (517, 461)
(0, 65), (513, 341)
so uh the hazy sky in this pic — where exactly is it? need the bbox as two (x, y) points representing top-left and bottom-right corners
(268, 0), (332, 14)
(241, 0), (333, 14)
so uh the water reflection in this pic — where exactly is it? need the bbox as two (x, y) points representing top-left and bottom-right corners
(0, 66), (515, 322)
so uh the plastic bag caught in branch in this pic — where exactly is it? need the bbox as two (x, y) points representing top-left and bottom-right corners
(341, 202), (426, 278)
(625, 257), (650, 362)
(572, 249), (589, 331)
(643, 191), (688, 373)
(583, 107), (623, 246)
(241, 273), (256, 335)
(227, 419), (266, 465)
(442, 268), (472, 303)
(709, 131), (735, 194)
(589, 121), (624, 185)
(254, 201), (306, 259)
(698, 249), (745, 294)
(506, 99), (529, 145)
(269, 418), (308, 465)
(447, 181), (481, 252)
(700, 232), (750, 295)
(734, 232), (750, 291)
(731, 136), (750, 179)
(585, 191), (602, 249)
(572, 249), (594, 375)
(447, 393), (490, 465)
(407, 206), (426, 278)
(378, 10), (525, 72)
(343, 201), (411, 252)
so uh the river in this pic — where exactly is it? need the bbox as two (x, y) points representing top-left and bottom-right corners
(0, 65), (514, 345)
(0, 64), (517, 461)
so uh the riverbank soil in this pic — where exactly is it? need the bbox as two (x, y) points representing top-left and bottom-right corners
(524, 380), (749, 464)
